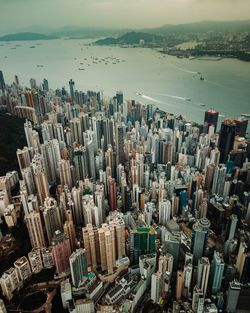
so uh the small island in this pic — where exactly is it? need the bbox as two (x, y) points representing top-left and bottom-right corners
(0, 32), (58, 41)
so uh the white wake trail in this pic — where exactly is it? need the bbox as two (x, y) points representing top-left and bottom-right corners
(150, 91), (190, 101)
(136, 93), (165, 104)
(172, 64), (199, 75)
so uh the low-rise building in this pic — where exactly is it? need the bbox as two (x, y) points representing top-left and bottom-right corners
(41, 247), (54, 268)
(14, 256), (32, 281)
(61, 279), (72, 309)
(75, 299), (95, 313)
(0, 267), (19, 300)
(28, 249), (43, 273)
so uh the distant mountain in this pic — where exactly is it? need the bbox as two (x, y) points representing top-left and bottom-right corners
(145, 20), (250, 35)
(95, 31), (163, 45)
(50, 26), (128, 39)
(0, 32), (58, 41)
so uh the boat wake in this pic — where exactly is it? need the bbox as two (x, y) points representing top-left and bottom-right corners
(203, 79), (225, 88)
(135, 92), (165, 104)
(150, 91), (191, 102)
(172, 64), (199, 75)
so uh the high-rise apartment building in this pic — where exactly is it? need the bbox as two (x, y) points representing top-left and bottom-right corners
(43, 197), (62, 244)
(69, 249), (88, 288)
(210, 251), (224, 295)
(52, 230), (71, 275)
(226, 280), (241, 313)
(197, 257), (210, 296)
(191, 218), (210, 265)
(0, 70), (6, 91)
(130, 227), (156, 264)
(58, 159), (74, 190)
(25, 211), (46, 248)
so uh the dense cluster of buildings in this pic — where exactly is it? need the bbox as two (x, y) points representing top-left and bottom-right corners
(0, 70), (250, 312)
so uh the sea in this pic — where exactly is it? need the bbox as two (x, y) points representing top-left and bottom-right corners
(1, 38), (250, 126)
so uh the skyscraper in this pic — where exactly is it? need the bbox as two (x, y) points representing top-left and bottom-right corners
(204, 109), (219, 133)
(210, 251), (224, 295)
(176, 270), (184, 300)
(219, 119), (236, 164)
(43, 197), (62, 244)
(64, 220), (77, 251)
(116, 91), (123, 106)
(159, 200), (171, 226)
(69, 249), (88, 288)
(52, 230), (71, 275)
(108, 177), (117, 211)
(197, 257), (210, 296)
(226, 280), (241, 313)
(151, 272), (161, 303)
(25, 211), (46, 248)
(130, 227), (156, 264)
(73, 146), (89, 181)
(82, 224), (99, 270)
(0, 70), (6, 91)
(115, 124), (125, 164)
(192, 286), (204, 313)
(164, 234), (180, 271)
(42, 78), (49, 92)
(191, 218), (210, 265)
(58, 159), (74, 189)
(236, 241), (250, 284)
(226, 214), (238, 241)
(69, 79), (75, 102)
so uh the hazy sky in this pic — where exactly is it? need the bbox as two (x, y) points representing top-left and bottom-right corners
(0, 0), (250, 33)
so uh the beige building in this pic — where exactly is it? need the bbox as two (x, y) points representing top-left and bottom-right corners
(83, 218), (125, 274)
(14, 256), (32, 281)
(0, 267), (19, 300)
(25, 211), (46, 248)
(28, 249), (43, 274)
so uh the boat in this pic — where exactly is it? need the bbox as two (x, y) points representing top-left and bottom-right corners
(200, 76), (205, 81)
(29, 46), (35, 48)
(37, 65), (44, 68)
(199, 103), (206, 107)
(185, 98), (191, 101)
(78, 68), (85, 71)
(241, 113), (250, 118)
(135, 92), (142, 96)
